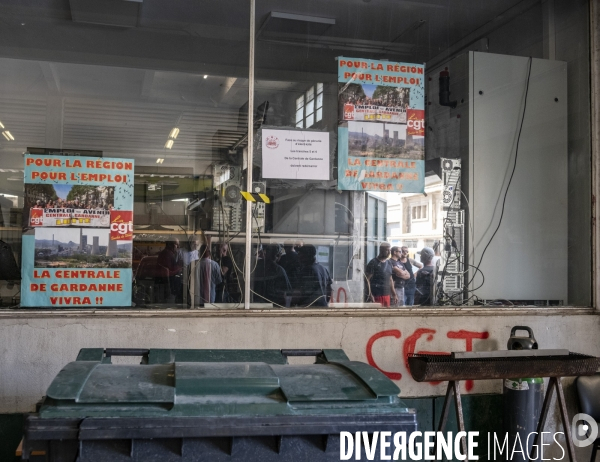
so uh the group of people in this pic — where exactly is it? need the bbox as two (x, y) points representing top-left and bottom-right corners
(155, 238), (231, 306)
(365, 242), (436, 307)
(155, 238), (332, 308)
(33, 199), (113, 210)
(254, 240), (332, 307)
(341, 87), (410, 110)
(154, 238), (438, 308)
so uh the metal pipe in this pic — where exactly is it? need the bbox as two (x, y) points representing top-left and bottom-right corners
(244, 0), (255, 310)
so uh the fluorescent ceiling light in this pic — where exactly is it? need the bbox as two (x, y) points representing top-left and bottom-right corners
(169, 127), (180, 139)
(0, 194), (17, 198)
(156, 158), (164, 164)
(165, 140), (174, 149)
(203, 75), (208, 79)
(171, 198), (188, 202)
(2, 131), (14, 141)
(0, 121), (4, 129)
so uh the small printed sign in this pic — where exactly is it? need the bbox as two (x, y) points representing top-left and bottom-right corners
(261, 128), (330, 180)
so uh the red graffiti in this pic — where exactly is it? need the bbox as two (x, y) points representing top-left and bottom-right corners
(403, 328), (448, 385)
(402, 328), (436, 369)
(447, 330), (490, 351)
(447, 330), (490, 391)
(365, 328), (490, 393)
(366, 329), (402, 380)
(336, 287), (347, 303)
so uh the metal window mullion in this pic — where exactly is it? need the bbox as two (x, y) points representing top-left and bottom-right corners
(244, 0), (255, 310)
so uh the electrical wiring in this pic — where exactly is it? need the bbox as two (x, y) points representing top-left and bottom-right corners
(249, 202), (336, 308)
(156, 193), (247, 308)
(435, 169), (462, 304)
(215, 199), (245, 308)
(460, 190), (475, 265)
(335, 200), (362, 303)
(226, 243), (244, 308)
(455, 263), (486, 305)
(215, 208), (243, 309)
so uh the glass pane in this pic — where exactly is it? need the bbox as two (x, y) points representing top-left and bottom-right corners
(316, 93), (323, 109)
(252, 0), (589, 309)
(296, 108), (304, 124)
(1, 1), (249, 309)
(305, 112), (314, 128)
(316, 108), (323, 122)
(305, 100), (314, 116)
(306, 86), (314, 101)
(296, 96), (304, 110)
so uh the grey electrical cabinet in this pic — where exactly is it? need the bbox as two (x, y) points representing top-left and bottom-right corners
(427, 52), (567, 302)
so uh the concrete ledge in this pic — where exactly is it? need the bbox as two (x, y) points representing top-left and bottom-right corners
(0, 306), (596, 319)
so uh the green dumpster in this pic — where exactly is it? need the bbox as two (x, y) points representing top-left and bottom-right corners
(22, 348), (417, 461)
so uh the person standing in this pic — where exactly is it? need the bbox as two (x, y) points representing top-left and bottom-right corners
(400, 246), (423, 306)
(193, 244), (222, 306)
(215, 242), (233, 303)
(365, 243), (397, 307)
(157, 239), (183, 303)
(390, 246), (410, 306)
(182, 237), (199, 266)
(415, 247), (436, 306)
(253, 244), (292, 306)
(182, 237), (199, 306)
(278, 239), (301, 286)
(296, 244), (332, 307)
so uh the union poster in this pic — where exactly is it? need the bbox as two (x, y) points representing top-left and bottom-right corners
(337, 57), (425, 193)
(21, 154), (134, 307)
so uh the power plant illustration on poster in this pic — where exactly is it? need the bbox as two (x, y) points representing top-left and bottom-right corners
(21, 154), (134, 307)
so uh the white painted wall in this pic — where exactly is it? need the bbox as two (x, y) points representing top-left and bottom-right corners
(0, 309), (597, 413)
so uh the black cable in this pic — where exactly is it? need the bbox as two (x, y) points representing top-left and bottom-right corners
(468, 56), (533, 288)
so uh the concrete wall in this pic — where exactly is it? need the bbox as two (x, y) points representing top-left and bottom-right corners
(1, 308), (597, 413)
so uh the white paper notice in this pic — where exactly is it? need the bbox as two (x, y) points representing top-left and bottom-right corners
(261, 129), (329, 180)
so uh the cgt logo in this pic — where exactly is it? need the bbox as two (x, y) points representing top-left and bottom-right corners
(407, 109), (425, 136)
(344, 103), (355, 120)
(29, 208), (44, 227)
(265, 136), (279, 149)
(110, 210), (133, 241)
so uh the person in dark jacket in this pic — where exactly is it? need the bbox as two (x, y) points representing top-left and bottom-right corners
(295, 244), (332, 307)
(253, 244), (292, 306)
(415, 247), (436, 306)
(278, 239), (301, 286)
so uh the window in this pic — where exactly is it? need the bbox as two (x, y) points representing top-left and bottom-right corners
(296, 83), (323, 128)
(411, 204), (428, 221)
(0, 0), (592, 310)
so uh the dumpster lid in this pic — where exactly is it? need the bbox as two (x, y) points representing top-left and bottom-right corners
(42, 349), (401, 417)
(47, 361), (398, 406)
(274, 362), (399, 402)
(75, 348), (350, 365)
